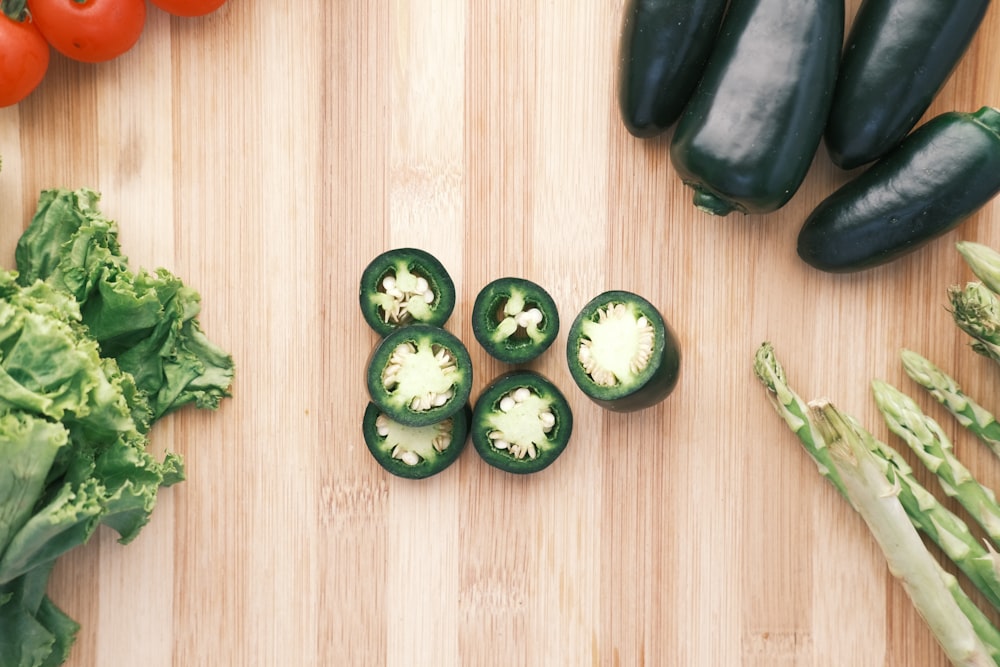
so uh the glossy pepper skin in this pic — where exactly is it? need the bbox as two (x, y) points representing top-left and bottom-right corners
(825, 0), (991, 170)
(798, 106), (1000, 273)
(616, 0), (729, 138)
(668, 0), (843, 216)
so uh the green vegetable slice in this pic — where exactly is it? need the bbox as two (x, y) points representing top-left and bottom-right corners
(471, 370), (572, 474)
(471, 277), (559, 364)
(362, 402), (469, 479)
(359, 247), (456, 336)
(565, 290), (680, 412)
(366, 324), (472, 427)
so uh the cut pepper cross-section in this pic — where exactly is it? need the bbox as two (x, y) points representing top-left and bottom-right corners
(362, 402), (470, 479)
(366, 324), (473, 427)
(566, 290), (680, 412)
(359, 247), (456, 336)
(471, 370), (573, 474)
(472, 277), (560, 364)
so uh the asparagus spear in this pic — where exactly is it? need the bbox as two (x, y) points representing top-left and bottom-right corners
(873, 380), (1000, 548)
(958, 242), (1000, 296)
(950, 282), (1000, 366)
(851, 417), (1000, 613)
(810, 399), (996, 667)
(901, 349), (1000, 459)
(752, 342), (846, 497)
(755, 343), (1000, 612)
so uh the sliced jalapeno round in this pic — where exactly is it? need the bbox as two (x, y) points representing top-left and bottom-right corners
(471, 277), (559, 364)
(366, 323), (473, 427)
(471, 370), (573, 474)
(359, 247), (456, 336)
(565, 290), (680, 412)
(362, 401), (470, 479)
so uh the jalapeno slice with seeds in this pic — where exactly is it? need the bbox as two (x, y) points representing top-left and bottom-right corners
(359, 247), (456, 336)
(366, 323), (473, 427)
(471, 277), (559, 364)
(471, 370), (573, 474)
(565, 290), (680, 412)
(362, 401), (470, 479)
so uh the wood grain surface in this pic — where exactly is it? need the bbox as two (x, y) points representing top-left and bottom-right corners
(2, 1), (1000, 665)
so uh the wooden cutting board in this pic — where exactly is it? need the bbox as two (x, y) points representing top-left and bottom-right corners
(2, 1), (1000, 665)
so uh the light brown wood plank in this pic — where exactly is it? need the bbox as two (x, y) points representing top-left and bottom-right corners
(1, 1), (999, 665)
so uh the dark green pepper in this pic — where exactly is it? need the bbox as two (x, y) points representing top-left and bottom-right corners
(824, 0), (990, 170)
(668, 0), (843, 216)
(616, 0), (729, 138)
(366, 323), (473, 427)
(359, 247), (456, 336)
(798, 106), (1000, 273)
(362, 401), (470, 479)
(565, 290), (680, 412)
(471, 370), (573, 475)
(471, 277), (559, 364)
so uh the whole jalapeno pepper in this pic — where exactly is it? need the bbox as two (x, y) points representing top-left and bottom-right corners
(668, 0), (843, 216)
(798, 106), (1000, 273)
(824, 0), (991, 170)
(616, 0), (729, 138)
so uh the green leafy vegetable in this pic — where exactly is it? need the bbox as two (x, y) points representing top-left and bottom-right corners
(0, 187), (234, 666)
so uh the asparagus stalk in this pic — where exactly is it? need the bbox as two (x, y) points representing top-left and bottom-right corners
(901, 349), (1000, 459)
(755, 343), (1000, 612)
(873, 380), (1000, 548)
(810, 399), (996, 667)
(851, 417), (1000, 613)
(752, 342), (846, 497)
(958, 242), (1000, 296)
(950, 282), (1000, 366)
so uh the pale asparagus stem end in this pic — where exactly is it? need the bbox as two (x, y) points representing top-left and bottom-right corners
(808, 399), (995, 667)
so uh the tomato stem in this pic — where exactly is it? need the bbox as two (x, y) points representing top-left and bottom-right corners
(1, 0), (27, 21)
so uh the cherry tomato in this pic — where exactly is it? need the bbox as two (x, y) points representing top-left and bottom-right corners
(0, 11), (50, 107)
(27, 0), (146, 64)
(150, 0), (226, 18)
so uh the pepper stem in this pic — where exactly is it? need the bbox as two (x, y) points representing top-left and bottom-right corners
(973, 106), (1000, 138)
(688, 184), (745, 217)
(1, 0), (28, 20)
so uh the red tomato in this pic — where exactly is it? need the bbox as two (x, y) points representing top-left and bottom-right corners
(150, 0), (226, 18)
(27, 0), (146, 64)
(0, 11), (50, 107)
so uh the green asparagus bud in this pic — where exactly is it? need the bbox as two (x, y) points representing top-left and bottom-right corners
(901, 349), (1000, 459)
(756, 344), (1000, 612)
(752, 342), (846, 497)
(810, 399), (995, 667)
(958, 242), (1000, 296)
(873, 380), (1000, 548)
(950, 282), (1000, 365)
